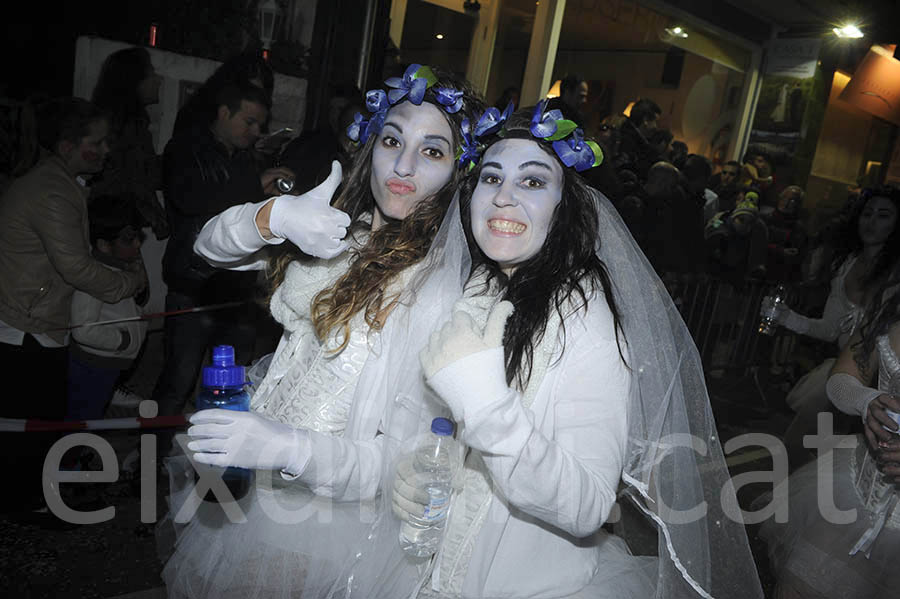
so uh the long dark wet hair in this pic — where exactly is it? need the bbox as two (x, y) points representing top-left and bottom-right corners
(832, 186), (900, 285)
(460, 108), (625, 389)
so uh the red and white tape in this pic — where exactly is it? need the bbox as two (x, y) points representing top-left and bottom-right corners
(0, 414), (188, 433)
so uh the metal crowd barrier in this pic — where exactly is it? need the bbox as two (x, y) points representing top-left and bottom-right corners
(667, 276), (799, 378)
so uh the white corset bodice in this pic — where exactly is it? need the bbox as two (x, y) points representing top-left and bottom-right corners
(851, 335), (900, 534)
(251, 318), (375, 434)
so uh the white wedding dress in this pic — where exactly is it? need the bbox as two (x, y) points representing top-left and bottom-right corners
(760, 333), (900, 598)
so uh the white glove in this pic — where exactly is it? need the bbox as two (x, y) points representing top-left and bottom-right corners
(391, 453), (430, 523)
(267, 160), (351, 259)
(187, 409), (310, 476)
(421, 301), (514, 421)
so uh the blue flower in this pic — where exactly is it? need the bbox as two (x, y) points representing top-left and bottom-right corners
(385, 63), (429, 105)
(346, 112), (367, 142)
(474, 102), (513, 137)
(457, 118), (481, 168)
(362, 109), (387, 143)
(529, 100), (563, 138)
(552, 129), (595, 172)
(434, 87), (464, 113)
(365, 89), (390, 113)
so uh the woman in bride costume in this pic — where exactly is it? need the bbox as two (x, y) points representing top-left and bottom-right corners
(162, 65), (485, 598)
(386, 105), (764, 598)
(760, 262), (900, 598)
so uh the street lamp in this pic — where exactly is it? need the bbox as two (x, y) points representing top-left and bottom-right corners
(258, 0), (283, 50)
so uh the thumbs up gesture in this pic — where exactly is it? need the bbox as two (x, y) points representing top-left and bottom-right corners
(267, 160), (352, 259)
(421, 301), (515, 422)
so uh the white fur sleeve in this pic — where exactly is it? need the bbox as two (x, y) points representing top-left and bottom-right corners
(193, 201), (285, 271)
(458, 321), (628, 538)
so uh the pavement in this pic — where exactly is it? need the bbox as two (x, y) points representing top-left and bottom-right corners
(0, 328), (799, 598)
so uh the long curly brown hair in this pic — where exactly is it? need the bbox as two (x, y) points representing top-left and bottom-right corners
(267, 67), (484, 350)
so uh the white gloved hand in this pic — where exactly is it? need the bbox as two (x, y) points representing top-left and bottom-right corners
(391, 453), (430, 524)
(421, 301), (514, 421)
(267, 160), (351, 259)
(187, 409), (310, 476)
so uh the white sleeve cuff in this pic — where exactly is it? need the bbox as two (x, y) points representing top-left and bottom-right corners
(253, 200), (287, 246)
(279, 429), (313, 480)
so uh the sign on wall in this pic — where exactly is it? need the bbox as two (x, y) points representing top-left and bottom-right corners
(765, 39), (821, 79)
(839, 47), (900, 126)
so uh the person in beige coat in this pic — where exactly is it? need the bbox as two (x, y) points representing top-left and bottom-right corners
(0, 97), (146, 514)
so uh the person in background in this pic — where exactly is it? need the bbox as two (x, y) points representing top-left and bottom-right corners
(90, 46), (168, 240)
(762, 186), (900, 468)
(763, 184), (808, 282)
(704, 193), (769, 284)
(648, 128), (673, 163)
(493, 86), (519, 111)
(172, 52), (274, 137)
(710, 160), (741, 212)
(546, 73), (588, 127)
(618, 97), (661, 180)
(641, 161), (702, 278)
(759, 266), (900, 597)
(277, 83), (364, 194)
(0, 97), (146, 513)
(667, 140), (688, 170)
(740, 147), (775, 208)
(150, 82), (294, 461)
(67, 196), (148, 422)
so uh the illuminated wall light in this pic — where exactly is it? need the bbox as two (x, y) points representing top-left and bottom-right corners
(435, 33), (444, 40)
(833, 24), (864, 38)
(148, 23), (158, 47)
(546, 79), (561, 98)
(664, 26), (688, 39)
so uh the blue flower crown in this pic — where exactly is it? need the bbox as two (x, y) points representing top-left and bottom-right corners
(346, 64), (464, 145)
(458, 99), (604, 173)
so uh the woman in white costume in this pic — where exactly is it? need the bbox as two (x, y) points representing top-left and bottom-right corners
(760, 263), (900, 598)
(162, 65), (485, 598)
(765, 187), (900, 468)
(388, 105), (764, 598)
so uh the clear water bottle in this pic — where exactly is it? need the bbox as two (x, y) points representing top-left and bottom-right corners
(195, 345), (253, 502)
(759, 284), (787, 336)
(398, 417), (459, 558)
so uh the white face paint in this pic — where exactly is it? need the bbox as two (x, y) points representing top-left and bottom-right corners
(858, 195), (898, 248)
(470, 139), (563, 275)
(369, 101), (454, 230)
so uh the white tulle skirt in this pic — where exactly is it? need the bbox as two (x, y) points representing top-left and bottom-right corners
(759, 440), (900, 598)
(159, 455), (428, 599)
(159, 454), (658, 599)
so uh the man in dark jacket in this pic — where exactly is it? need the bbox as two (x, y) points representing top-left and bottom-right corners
(617, 98), (661, 181)
(152, 82), (293, 456)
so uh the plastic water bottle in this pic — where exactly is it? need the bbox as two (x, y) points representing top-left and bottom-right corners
(195, 345), (253, 502)
(398, 417), (459, 557)
(759, 284), (787, 336)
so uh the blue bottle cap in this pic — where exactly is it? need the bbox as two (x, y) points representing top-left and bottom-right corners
(202, 345), (245, 389)
(431, 417), (455, 436)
